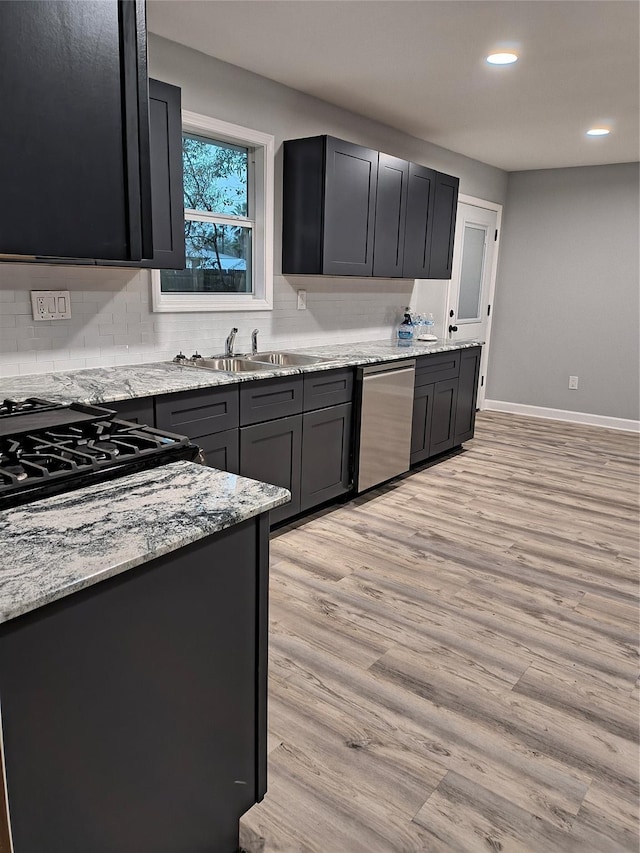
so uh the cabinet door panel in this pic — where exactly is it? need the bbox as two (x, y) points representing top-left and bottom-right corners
(301, 404), (352, 511)
(197, 428), (240, 474)
(373, 154), (408, 277)
(453, 347), (481, 445)
(139, 79), (185, 269)
(0, 0), (150, 261)
(410, 382), (434, 466)
(323, 138), (378, 276)
(240, 417), (301, 524)
(428, 172), (459, 279)
(429, 379), (459, 456)
(402, 163), (436, 279)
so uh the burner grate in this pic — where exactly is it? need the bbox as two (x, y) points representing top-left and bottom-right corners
(0, 401), (199, 509)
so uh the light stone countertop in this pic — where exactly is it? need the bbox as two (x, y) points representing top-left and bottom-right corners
(0, 461), (290, 624)
(0, 338), (482, 406)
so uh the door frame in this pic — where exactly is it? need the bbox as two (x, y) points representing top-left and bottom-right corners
(449, 194), (503, 409)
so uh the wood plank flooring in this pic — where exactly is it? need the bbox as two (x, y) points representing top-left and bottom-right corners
(240, 412), (640, 852)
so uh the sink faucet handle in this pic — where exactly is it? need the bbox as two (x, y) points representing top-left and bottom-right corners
(225, 327), (238, 357)
(251, 328), (259, 354)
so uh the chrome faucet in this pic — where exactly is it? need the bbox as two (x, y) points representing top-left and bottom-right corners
(225, 327), (238, 357)
(251, 328), (259, 355)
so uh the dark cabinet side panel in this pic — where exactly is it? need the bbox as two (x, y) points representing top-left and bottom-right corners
(0, 1), (149, 262)
(372, 154), (408, 277)
(429, 378), (459, 456)
(322, 137), (378, 276)
(301, 403), (352, 511)
(282, 136), (326, 275)
(402, 163), (436, 279)
(428, 172), (460, 279)
(410, 382), (435, 466)
(0, 522), (261, 852)
(240, 416), (302, 524)
(453, 347), (482, 445)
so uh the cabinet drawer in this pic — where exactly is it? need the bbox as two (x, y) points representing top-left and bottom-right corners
(155, 386), (239, 439)
(303, 368), (354, 412)
(240, 376), (303, 426)
(106, 396), (155, 426)
(415, 351), (460, 386)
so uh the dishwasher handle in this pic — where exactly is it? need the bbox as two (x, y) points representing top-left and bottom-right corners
(359, 359), (416, 378)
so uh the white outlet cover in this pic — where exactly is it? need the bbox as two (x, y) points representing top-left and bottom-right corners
(297, 289), (307, 310)
(31, 290), (72, 321)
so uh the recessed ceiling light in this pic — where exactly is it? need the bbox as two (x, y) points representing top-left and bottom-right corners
(586, 127), (610, 137)
(486, 52), (518, 65)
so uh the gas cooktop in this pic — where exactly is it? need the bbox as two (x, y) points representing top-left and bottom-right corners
(0, 399), (199, 510)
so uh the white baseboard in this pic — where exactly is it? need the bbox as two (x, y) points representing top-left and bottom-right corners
(482, 399), (640, 433)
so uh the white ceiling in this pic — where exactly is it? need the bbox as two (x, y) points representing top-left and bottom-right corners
(147, 0), (640, 172)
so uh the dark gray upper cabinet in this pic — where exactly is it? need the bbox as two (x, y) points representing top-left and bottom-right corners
(283, 134), (459, 280)
(372, 154), (409, 278)
(282, 136), (378, 276)
(428, 172), (460, 279)
(402, 163), (437, 279)
(0, 0), (152, 263)
(138, 79), (185, 270)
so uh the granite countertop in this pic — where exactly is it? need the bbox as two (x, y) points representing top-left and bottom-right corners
(0, 338), (482, 406)
(0, 461), (290, 625)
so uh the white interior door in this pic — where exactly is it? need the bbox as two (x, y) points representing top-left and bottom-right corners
(447, 200), (500, 407)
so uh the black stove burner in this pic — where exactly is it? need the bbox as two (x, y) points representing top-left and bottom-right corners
(0, 400), (199, 509)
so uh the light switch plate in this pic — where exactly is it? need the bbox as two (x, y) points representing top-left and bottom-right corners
(31, 290), (72, 321)
(297, 289), (307, 310)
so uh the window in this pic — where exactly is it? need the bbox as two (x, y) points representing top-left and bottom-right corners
(152, 112), (274, 312)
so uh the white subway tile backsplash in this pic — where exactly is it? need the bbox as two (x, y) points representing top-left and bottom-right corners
(0, 264), (412, 378)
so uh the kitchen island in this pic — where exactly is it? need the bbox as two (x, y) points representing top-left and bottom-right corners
(0, 462), (289, 852)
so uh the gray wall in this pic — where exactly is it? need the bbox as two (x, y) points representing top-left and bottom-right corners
(487, 162), (639, 421)
(148, 35), (508, 212)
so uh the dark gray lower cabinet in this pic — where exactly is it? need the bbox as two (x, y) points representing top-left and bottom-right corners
(410, 347), (481, 463)
(0, 516), (270, 853)
(410, 383), (435, 465)
(301, 403), (352, 511)
(429, 379), (459, 455)
(454, 347), (482, 444)
(240, 416), (302, 524)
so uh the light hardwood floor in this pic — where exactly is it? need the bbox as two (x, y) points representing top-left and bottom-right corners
(240, 411), (640, 852)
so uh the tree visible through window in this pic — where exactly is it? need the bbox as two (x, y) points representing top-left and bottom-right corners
(160, 133), (253, 294)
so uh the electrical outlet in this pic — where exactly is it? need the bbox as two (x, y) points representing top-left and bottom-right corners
(568, 375), (579, 390)
(31, 290), (71, 321)
(297, 289), (307, 310)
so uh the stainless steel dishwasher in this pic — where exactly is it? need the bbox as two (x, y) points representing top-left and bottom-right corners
(355, 359), (416, 492)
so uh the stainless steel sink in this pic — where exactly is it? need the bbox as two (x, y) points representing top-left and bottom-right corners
(189, 357), (274, 372)
(245, 351), (329, 366)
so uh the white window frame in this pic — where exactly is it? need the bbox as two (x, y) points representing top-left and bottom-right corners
(151, 111), (274, 312)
